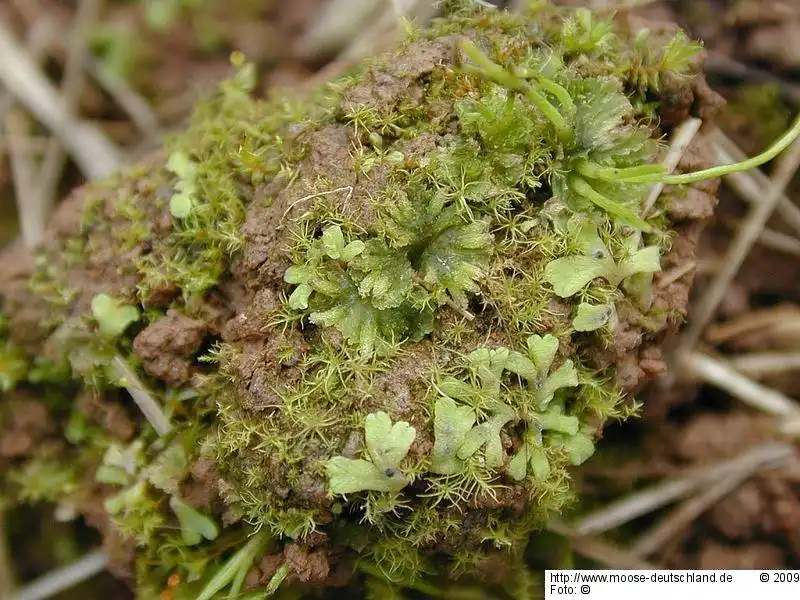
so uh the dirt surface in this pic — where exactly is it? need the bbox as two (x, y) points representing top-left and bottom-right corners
(132, 309), (209, 386)
(76, 390), (137, 441)
(0, 394), (51, 458)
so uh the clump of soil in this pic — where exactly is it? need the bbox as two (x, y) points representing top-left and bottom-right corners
(132, 309), (209, 386)
(0, 2), (724, 596)
(0, 395), (52, 459)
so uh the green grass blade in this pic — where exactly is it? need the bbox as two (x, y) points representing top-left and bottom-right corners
(197, 531), (270, 600)
(569, 176), (653, 232)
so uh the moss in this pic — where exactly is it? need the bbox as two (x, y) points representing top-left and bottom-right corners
(204, 1), (704, 590)
(0, 1), (723, 597)
(132, 56), (335, 304)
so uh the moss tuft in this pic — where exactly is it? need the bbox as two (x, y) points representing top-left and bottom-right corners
(0, 1), (733, 597)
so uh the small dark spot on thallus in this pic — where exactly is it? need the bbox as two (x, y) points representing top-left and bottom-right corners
(384, 468), (397, 477)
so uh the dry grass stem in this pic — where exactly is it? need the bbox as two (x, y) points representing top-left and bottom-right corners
(582, 463), (681, 479)
(573, 442), (794, 535)
(1, 19), (57, 248)
(667, 128), (800, 371)
(631, 471), (754, 558)
(35, 0), (101, 244)
(705, 51), (800, 107)
(0, 136), (54, 154)
(757, 227), (800, 257)
(779, 417), (800, 437)
(683, 352), (800, 418)
(548, 520), (657, 569)
(0, 18), (58, 126)
(705, 304), (800, 344)
(727, 352), (800, 377)
(112, 356), (172, 436)
(296, 0), (384, 60)
(657, 260), (697, 288)
(86, 58), (161, 139)
(4, 111), (41, 248)
(0, 20), (121, 179)
(11, 549), (106, 600)
(306, 0), (437, 87)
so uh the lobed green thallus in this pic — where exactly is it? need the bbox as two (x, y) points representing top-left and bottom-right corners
(3, 2), (800, 598)
(459, 39), (800, 233)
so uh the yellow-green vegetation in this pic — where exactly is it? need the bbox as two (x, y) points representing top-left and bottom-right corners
(5, 1), (783, 597)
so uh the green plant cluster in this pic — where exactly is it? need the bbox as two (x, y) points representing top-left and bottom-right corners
(284, 201), (492, 356)
(212, 0), (706, 590)
(0, 1), (750, 598)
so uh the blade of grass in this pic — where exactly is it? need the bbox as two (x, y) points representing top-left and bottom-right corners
(197, 532), (270, 600)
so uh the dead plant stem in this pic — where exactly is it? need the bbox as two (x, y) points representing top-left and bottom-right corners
(683, 352), (800, 418)
(33, 0), (100, 246)
(714, 130), (800, 237)
(548, 520), (657, 569)
(631, 471), (753, 557)
(573, 442), (794, 535)
(643, 117), (703, 216)
(0, 20), (121, 179)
